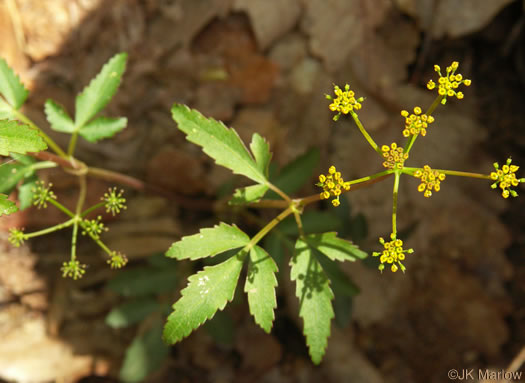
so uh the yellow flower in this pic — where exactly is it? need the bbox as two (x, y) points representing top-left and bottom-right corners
(400, 106), (435, 137)
(490, 158), (524, 198)
(427, 61), (471, 104)
(372, 234), (414, 273)
(381, 142), (409, 169)
(414, 165), (446, 197)
(317, 165), (350, 207)
(326, 84), (364, 121)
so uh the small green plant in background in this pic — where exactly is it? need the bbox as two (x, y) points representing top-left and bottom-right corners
(1, 53), (134, 277)
(105, 254), (176, 382)
(163, 61), (524, 364)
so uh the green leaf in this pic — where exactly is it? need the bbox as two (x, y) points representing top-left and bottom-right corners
(106, 298), (161, 329)
(0, 162), (31, 195)
(333, 294), (353, 328)
(0, 193), (17, 216)
(9, 153), (35, 165)
(229, 184), (268, 205)
(166, 222), (250, 260)
(349, 213), (368, 242)
(108, 267), (177, 297)
(245, 245), (278, 333)
(163, 252), (245, 344)
(264, 232), (294, 271)
(75, 52), (127, 127)
(267, 148), (320, 198)
(147, 252), (177, 269)
(291, 238), (334, 364)
(18, 178), (37, 210)
(78, 116), (127, 142)
(171, 103), (267, 184)
(303, 232), (367, 262)
(330, 194), (352, 237)
(0, 120), (47, 155)
(0, 99), (16, 120)
(44, 100), (74, 133)
(250, 133), (271, 177)
(119, 321), (170, 383)
(316, 255), (359, 297)
(0, 57), (29, 109)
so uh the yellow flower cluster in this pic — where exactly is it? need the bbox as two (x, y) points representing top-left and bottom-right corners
(372, 234), (414, 273)
(381, 142), (408, 169)
(317, 165), (350, 207)
(326, 84), (363, 121)
(401, 106), (435, 137)
(490, 158), (524, 198)
(427, 61), (471, 105)
(414, 165), (446, 197)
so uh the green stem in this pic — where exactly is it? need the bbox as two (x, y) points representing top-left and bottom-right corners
(81, 202), (105, 217)
(404, 95), (444, 155)
(351, 111), (381, 155)
(347, 169), (394, 186)
(23, 218), (75, 239)
(253, 170), (395, 210)
(291, 201), (305, 237)
(30, 161), (57, 171)
(76, 175), (87, 214)
(436, 169), (492, 180)
(78, 220), (113, 255)
(48, 198), (76, 218)
(14, 110), (68, 158)
(403, 167), (491, 180)
(67, 131), (79, 157)
(246, 206), (294, 250)
(267, 182), (291, 202)
(392, 171), (401, 236)
(71, 220), (79, 261)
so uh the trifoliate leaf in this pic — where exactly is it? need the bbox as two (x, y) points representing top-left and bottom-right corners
(291, 238), (334, 364)
(250, 133), (272, 177)
(0, 193), (17, 216)
(0, 120), (47, 155)
(78, 116), (127, 142)
(303, 232), (367, 262)
(171, 103), (267, 184)
(44, 99), (74, 133)
(229, 184), (268, 205)
(245, 245), (278, 333)
(75, 53), (127, 127)
(0, 57), (29, 109)
(267, 147), (320, 198)
(163, 252), (245, 344)
(119, 320), (170, 383)
(105, 298), (161, 329)
(166, 222), (250, 260)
